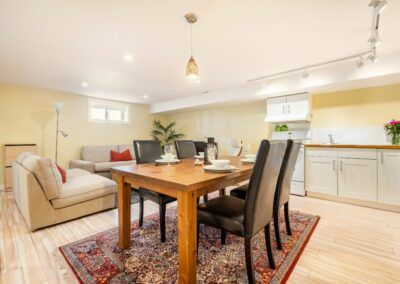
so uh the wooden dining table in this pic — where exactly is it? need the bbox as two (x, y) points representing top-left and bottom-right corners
(111, 156), (253, 283)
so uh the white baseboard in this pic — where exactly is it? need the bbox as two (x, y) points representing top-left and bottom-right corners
(0, 184), (4, 191)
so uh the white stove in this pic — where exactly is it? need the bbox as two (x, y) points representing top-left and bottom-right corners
(271, 129), (309, 196)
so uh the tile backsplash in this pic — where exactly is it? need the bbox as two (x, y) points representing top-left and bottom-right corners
(311, 126), (390, 145)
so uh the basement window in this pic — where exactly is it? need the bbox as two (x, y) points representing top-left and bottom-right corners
(88, 99), (130, 124)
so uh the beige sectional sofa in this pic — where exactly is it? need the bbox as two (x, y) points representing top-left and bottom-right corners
(13, 152), (117, 231)
(69, 145), (135, 179)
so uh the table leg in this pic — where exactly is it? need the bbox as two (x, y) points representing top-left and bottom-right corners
(118, 176), (131, 249)
(177, 191), (197, 283)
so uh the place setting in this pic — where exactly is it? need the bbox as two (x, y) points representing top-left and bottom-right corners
(203, 159), (238, 173)
(155, 145), (180, 165)
(240, 154), (256, 164)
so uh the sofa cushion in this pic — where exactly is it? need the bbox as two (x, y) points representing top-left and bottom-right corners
(94, 160), (135, 172)
(81, 146), (118, 163)
(67, 168), (92, 179)
(111, 149), (132, 162)
(51, 174), (117, 209)
(118, 145), (135, 159)
(20, 154), (62, 200)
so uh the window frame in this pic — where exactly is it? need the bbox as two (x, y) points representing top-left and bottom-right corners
(88, 98), (131, 124)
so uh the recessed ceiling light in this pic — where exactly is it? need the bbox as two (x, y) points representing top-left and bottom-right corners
(81, 82), (88, 87)
(123, 54), (135, 62)
(143, 94), (149, 99)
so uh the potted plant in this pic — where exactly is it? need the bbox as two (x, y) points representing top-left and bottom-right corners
(384, 119), (400, 145)
(151, 119), (184, 152)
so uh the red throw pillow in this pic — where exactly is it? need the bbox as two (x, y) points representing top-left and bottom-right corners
(111, 149), (133, 162)
(56, 164), (67, 183)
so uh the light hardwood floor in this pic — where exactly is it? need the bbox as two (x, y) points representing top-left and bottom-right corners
(1, 189), (400, 284)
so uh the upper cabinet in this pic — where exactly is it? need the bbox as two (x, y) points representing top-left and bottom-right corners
(264, 93), (311, 123)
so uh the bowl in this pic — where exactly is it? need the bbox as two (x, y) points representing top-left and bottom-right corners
(211, 159), (230, 169)
(245, 154), (256, 161)
(161, 154), (175, 161)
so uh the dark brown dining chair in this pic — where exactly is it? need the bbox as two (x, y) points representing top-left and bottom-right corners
(230, 140), (301, 250)
(175, 140), (209, 202)
(174, 140), (197, 159)
(133, 140), (177, 243)
(197, 140), (287, 283)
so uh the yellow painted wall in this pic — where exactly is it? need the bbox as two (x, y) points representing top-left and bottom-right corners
(166, 102), (272, 155)
(311, 84), (400, 127)
(0, 83), (160, 186)
(167, 84), (400, 155)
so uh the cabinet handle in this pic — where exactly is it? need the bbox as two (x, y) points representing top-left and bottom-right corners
(288, 104), (291, 113)
(340, 160), (343, 171)
(333, 160), (336, 171)
(381, 152), (384, 163)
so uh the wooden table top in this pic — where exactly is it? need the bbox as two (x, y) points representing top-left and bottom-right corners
(111, 156), (253, 192)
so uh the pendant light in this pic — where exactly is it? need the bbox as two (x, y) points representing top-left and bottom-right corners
(185, 13), (199, 82)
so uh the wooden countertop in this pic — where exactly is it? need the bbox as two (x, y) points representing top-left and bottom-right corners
(305, 144), (400, 149)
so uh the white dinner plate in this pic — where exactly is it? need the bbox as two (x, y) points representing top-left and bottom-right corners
(203, 165), (237, 173)
(240, 159), (255, 164)
(155, 159), (180, 165)
(194, 155), (204, 159)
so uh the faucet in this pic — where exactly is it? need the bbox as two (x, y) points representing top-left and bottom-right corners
(328, 134), (335, 144)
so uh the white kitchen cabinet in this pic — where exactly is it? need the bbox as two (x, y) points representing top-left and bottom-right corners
(338, 158), (377, 202)
(286, 93), (310, 121)
(265, 93), (311, 123)
(265, 96), (287, 123)
(306, 156), (338, 195)
(378, 150), (400, 205)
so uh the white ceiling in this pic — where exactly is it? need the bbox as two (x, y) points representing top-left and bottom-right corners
(0, 0), (399, 105)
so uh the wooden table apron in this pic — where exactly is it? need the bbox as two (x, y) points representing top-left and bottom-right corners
(112, 158), (252, 284)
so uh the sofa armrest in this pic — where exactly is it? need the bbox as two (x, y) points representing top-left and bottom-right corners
(69, 160), (95, 173)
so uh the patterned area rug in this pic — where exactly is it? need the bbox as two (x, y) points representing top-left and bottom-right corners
(59, 208), (319, 283)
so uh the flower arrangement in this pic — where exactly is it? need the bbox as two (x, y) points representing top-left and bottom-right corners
(384, 119), (400, 145)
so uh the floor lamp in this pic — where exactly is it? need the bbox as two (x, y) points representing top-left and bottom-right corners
(54, 102), (68, 163)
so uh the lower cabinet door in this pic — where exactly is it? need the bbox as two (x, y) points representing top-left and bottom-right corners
(306, 156), (338, 195)
(378, 150), (400, 205)
(338, 158), (377, 201)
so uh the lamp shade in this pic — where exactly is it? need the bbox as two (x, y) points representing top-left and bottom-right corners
(185, 56), (199, 80)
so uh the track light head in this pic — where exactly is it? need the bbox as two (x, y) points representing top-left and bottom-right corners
(367, 49), (378, 63)
(302, 69), (309, 79)
(369, 0), (388, 14)
(368, 30), (382, 47)
(356, 56), (365, 68)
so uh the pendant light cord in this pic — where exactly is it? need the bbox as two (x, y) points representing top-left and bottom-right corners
(190, 24), (193, 56)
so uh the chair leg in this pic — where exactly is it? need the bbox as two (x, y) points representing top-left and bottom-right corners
(219, 188), (226, 196)
(139, 195), (144, 227)
(284, 202), (292, 236)
(159, 203), (166, 243)
(221, 229), (227, 245)
(273, 210), (283, 250)
(244, 237), (255, 284)
(264, 224), (276, 269)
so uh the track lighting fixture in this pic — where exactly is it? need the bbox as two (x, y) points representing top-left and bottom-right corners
(368, 30), (382, 47)
(302, 69), (309, 79)
(367, 49), (378, 63)
(369, 0), (388, 14)
(356, 56), (365, 68)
